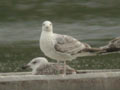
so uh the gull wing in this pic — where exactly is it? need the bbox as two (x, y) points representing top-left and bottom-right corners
(35, 63), (75, 75)
(54, 34), (91, 55)
(35, 63), (58, 75)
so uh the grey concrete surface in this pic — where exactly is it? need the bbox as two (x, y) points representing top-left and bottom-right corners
(0, 70), (120, 90)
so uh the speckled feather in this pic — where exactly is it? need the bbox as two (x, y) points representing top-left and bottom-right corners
(54, 34), (92, 55)
(35, 63), (75, 75)
(101, 37), (120, 52)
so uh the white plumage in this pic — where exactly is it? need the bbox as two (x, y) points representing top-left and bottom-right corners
(40, 21), (97, 61)
(40, 21), (101, 74)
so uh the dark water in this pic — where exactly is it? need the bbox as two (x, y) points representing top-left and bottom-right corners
(0, 0), (120, 72)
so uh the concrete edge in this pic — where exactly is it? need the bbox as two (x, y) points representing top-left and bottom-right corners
(0, 70), (120, 82)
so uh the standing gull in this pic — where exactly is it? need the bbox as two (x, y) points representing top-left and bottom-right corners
(22, 57), (76, 75)
(40, 21), (102, 75)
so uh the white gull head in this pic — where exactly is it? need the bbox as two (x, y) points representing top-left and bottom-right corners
(42, 21), (53, 32)
(27, 57), (48, 70)
(22, 57), (49, 74)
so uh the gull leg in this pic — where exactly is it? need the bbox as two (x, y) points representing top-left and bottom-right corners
(57, 60), (60, 74)
(57, 60), (60, 64)
(63, 60), (66, 75)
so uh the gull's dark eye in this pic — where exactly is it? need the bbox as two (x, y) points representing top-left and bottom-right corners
(32, 61), (37, 64)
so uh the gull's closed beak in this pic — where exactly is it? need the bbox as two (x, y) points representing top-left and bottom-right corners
(46, 26), (49, 29)
(21, 65), (30, 70)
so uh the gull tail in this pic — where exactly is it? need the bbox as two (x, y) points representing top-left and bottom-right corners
(74, 48), (106, 57)
(83, 48), (106, 53)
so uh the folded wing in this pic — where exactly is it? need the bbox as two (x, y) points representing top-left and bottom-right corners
(54, 34), (92, 55)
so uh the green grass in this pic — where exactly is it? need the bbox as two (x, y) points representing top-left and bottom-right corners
(0, 41), (120, 72)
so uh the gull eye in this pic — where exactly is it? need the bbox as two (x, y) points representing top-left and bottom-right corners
(32, 61), (37, 64)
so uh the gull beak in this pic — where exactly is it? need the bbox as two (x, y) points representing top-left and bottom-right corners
(46, 26), (49, 29)
(21, 65), (30, 70)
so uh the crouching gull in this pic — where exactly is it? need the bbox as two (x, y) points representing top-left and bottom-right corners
(40, 21), (102, 75)
(100, 37), (120, 53)
(22, 57), (76, 75)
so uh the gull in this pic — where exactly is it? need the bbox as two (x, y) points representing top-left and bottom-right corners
(22, 57), (76, 75)
(40, 21), (102, 75)
(100, 37), (120, 53)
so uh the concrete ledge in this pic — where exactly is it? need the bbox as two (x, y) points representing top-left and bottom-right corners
(0, 70), (120, 90)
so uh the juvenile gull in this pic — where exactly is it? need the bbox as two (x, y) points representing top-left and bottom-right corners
(100, 37), (120, 52)
(22, 57), (76, 75)
(40, 21), (102, 75)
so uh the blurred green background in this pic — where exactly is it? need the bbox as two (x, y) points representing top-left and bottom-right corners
(0, 0), (120, 72)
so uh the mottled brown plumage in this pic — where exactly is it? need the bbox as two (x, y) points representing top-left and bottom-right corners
(22, 57), (76, 75)
(55, 34), (103, 55)
(54, 34), (87, 55)
(101, 37), (120, 52)
(35, 63), (75, 75)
